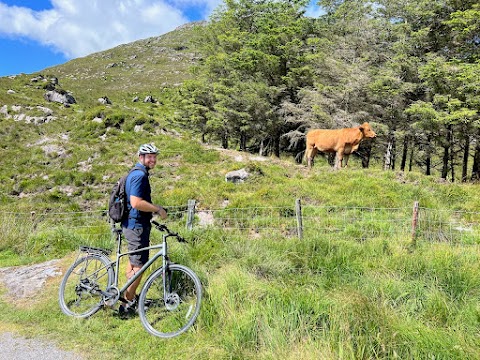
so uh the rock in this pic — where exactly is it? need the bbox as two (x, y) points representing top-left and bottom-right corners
(30, 75), (44, 83)
(225, 168), (250, 184)
(144, 95), (155, 103)
(0, 260), (62, 299)
(0, 105), (8, 117)
(37, 106), (54, 116)
(7, 89), (15, 94)
(98, 96), (112, 105)
(44, 90), (76, 105)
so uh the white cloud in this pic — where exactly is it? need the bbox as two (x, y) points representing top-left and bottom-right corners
(0, 0), (219, 58)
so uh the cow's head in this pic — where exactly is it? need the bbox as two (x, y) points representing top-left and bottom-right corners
(359, 122), (376, 139)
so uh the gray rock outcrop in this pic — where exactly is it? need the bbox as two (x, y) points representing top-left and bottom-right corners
(98, 96), (112, 105)
(225, 168), (250, 184)
(44, 90), (76, 105)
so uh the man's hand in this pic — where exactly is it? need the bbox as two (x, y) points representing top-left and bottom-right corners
(155, 206), (167, 220)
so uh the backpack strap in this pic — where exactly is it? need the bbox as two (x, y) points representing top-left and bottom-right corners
(128, 166), (148, 177)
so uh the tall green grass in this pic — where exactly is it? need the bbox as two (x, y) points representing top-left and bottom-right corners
(2, 227), (480, 359)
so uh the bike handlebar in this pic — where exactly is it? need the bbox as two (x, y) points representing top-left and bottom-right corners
(151, 220), (186, 243)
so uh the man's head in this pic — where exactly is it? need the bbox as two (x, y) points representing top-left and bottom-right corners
(137, 143), (159, 169)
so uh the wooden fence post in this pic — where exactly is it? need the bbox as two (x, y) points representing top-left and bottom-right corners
(296, 198), (303, 240)
(411, 201), (419, 247)
(187, 199), (196, 230)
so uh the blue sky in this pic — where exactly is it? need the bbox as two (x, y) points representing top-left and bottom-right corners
(0, 0), (323, 77)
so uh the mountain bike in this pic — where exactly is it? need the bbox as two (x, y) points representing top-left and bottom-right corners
(58, 220), (202, 338)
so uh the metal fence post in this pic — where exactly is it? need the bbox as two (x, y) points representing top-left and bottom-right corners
(411, 201), (419, 247)
(296, 198), (303, 240)
(187, 199), (196, 230)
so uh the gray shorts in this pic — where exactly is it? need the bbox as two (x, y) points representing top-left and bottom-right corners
(123, 225), (151, 266)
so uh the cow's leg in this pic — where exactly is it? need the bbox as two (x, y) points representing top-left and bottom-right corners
(335, 151), (344, 170)
(306, 146), (317, 169)
(344, 154), (350, 167)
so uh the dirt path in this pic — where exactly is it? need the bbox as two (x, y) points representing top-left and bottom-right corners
(0, 332), (83, 360)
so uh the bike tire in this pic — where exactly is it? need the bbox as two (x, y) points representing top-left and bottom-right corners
(138, 264), (202, 338)
(59, 253), (114, 318)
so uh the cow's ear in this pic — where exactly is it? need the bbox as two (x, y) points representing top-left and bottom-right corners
(359, 125), (364, 132)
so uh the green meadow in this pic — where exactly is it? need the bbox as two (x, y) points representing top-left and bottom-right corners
(0, 135), (479, 359)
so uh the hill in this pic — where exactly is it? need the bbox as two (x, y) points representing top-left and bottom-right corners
(0, 22), (205, 213)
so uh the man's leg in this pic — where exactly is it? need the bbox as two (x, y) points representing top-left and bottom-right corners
(125, 263), (142, 302)
(122, 225), (151, 303)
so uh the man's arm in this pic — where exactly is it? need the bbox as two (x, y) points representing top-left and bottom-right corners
(130, 195), (167, 219)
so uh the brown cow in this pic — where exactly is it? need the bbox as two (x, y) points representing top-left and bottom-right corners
(305, 122), (376, 169)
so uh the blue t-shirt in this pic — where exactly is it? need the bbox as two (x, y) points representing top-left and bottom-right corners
(122, 163), (152, 229)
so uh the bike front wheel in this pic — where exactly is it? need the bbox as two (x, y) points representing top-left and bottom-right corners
(138, 264), (202, 338)
(59, 254), (114, 318)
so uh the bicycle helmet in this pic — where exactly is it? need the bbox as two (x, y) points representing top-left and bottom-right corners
(138, 143), (159, 155)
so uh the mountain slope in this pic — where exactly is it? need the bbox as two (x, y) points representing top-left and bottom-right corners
(44, 22), (204, 102)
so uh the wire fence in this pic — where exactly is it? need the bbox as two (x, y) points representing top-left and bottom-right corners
(1, 201), (479, 251)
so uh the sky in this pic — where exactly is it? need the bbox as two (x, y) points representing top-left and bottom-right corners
(0, 0), (324, 77)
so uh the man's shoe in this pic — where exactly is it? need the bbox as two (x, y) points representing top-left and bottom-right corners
(118, 295), (138, 317)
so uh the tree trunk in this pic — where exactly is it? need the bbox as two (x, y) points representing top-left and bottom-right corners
(384, 141), (393, 170)
(462, 134), (469, 182)
(441, 125), (452, 180)
(471, 133), (480, 181)
(426, 134), (432, 176)
(259, 139), (265, 156)
(222, 131), (229, 149)
(384, 130), (396, 170)
(240, 132), (247, 152)
(409, 136), (415, 172)
(441, 145), (449, 180)
(450, 126), (455, 182)
(400, 134), (409, 172)
(273, 134), (280, 158)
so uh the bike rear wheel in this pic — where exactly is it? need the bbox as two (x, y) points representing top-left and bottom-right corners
(138, 264), (202, 338)
(59, 254), (114, 318)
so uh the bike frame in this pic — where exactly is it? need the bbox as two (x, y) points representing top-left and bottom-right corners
(105, 227), (171, 304)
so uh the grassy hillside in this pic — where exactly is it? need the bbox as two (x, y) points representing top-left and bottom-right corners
(1, 153), (480, 359)
(1, 21), (480, 360)
(0, 23), (204, 214)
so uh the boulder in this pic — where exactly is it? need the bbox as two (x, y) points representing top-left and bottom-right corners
(225, 168), (250, 184)
(98, 96), (112, 105)
(144, 95), (155, 103)
(44, 90), (76, 105)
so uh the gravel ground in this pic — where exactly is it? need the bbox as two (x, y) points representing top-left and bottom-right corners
(0, 260), (85, 360)
(0, 332), (84, 360)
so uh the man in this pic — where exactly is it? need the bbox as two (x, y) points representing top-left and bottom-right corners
(120, 143), (167, 315)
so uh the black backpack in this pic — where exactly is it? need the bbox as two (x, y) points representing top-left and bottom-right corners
(108, 166), (147, 223)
